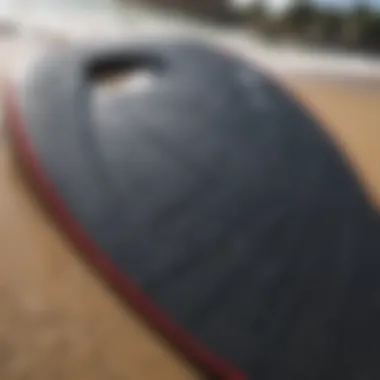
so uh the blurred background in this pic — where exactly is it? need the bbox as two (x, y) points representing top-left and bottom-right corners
(243, 1), (380, 52)
(0, 0), (379, 79)
(0, 0), (379, 77)
(191, 0), (380, 54)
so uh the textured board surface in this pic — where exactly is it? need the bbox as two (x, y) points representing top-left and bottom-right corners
(8, 40), (380, 380)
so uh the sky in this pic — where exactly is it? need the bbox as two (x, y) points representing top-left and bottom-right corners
(231, 0), (380, 12)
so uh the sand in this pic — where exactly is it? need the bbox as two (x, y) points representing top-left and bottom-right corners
(287, 79), (380, 211)
(0, 78), (379, 380)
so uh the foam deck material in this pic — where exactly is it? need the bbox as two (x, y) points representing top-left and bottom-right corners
(7, 40), (380, 380)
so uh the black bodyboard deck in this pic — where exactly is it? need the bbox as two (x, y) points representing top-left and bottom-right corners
(7, 40), (380, 380)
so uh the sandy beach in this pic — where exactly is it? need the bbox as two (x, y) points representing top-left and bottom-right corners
(288, 78), (380, 211)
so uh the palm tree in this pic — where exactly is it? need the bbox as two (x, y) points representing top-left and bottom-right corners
(279, 0), (315, 37)
(138, 0), (235, 22)
(245, 0), (266, 29)
(339, 0), (372, 48)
